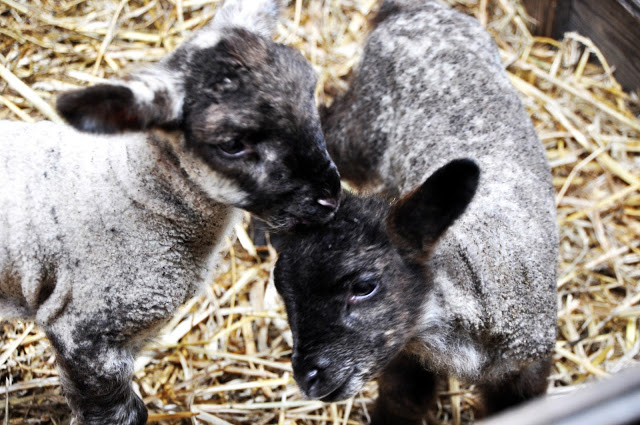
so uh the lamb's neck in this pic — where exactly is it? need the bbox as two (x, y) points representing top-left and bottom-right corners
(407, 232), (488, 381)
(408, 288), (486, 381)
(115, 130), (238, 245)
(323, 102), (387, 193)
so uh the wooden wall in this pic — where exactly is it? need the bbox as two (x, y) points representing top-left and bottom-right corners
(522, 0), (640, 92)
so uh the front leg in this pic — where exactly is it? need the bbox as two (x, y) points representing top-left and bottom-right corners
(46, 323), (147, 425)
(371, 351), (438, 425)
(478, 357), (552, 416)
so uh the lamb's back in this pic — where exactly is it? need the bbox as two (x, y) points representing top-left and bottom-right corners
(326, 2), (557, 376)
(389, 3), (556, 371)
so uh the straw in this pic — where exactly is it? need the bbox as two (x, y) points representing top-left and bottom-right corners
(1, 0), (639, 423)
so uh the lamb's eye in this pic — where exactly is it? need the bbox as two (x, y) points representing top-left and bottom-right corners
(217, 140), (251, 158)
(349, 276), (379, 303)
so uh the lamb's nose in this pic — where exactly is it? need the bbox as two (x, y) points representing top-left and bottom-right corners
(317, 198), (339, 211)
(305, 369), (320, 391)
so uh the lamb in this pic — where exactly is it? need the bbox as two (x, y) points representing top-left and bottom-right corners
(0, 1), (341, 423)
(273, 0), (558, 423)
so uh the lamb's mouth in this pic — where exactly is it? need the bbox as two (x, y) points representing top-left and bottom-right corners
(286, 212), (336, 229)
(316, 370), (358, 403)
(256, 215), (310, 231)
(260, 209), (337, 232)
(289, 216), (312, 227)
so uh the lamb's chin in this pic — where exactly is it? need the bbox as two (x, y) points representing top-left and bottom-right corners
(259, 215), (318, 232)
(317, 373), (365, 403)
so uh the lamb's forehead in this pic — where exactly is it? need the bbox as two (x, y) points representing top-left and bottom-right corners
(269, 42), (318, 85)
(183, 29), (318, 124)
(187, 28), (316, 89)
(282, 195), (391, 266)
(254, 43), (319, 119)
(251, 42), (319, 107)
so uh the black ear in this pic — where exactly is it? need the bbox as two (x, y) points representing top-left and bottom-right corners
(56, 84), (145, 134)
(56, 68), (183, 135)
(387, 158), (480, 255)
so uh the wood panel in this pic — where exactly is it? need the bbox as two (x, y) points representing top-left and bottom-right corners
(569, 0), (640, 91)
(523, 0), (640, 91)
(522, 0), (572, 38)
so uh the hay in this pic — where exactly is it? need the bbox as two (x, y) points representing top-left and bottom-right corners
(1, 0), (639, 424)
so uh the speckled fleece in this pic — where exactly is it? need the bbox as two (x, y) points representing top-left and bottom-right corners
(0, 121), (238, 340)
(0, 120), (241, 422)
(323, 0), (558, 380)
(0, 1), (340, 422)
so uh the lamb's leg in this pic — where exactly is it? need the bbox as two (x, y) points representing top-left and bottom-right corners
(46, 328), (147, 425)
(478, 357), (552, 416)
(371, 351), (438, 425)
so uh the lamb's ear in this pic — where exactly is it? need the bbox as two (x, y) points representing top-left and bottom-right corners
(387, 159), (480, 255)
(56, 69), (182, 134)
(211, 0), (280, 38)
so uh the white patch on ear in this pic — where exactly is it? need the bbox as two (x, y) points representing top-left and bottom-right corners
(211, 0), (280, 38)
(188, 30), (223, 50)
(123, 67), (184, 125)
(126, 80), (154, 106)
(185, 0), (279, 50)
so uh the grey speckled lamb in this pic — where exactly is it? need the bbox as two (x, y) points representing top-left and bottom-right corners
(0, 1), (341, 424)
(273, 0), (558, 423)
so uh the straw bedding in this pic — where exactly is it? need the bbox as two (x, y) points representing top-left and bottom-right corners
(0, 0), (639, 424)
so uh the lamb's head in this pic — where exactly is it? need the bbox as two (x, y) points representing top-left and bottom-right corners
(55, 0), (341, 228)
(274, 159), (480, 401)
(177, 28), (341, 228)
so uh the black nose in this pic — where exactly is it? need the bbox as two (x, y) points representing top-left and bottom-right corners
(304, 369), (320, 393)
(294, 355), (331, 398)
(322, 160), (341, 197)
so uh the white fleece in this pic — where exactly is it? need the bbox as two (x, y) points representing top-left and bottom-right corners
(0, 121), (240, 343)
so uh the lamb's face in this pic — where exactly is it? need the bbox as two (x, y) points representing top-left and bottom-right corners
(181, 29), (341, 228)
(274, 195), (428, 401)
(56, 26), (341, 230)
(274, 159), (480, 401)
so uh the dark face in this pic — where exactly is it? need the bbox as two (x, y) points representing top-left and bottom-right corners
(274, 195), (429, 401)
(182, 29), (341, 229)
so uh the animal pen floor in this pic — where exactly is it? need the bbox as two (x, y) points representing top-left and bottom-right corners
(1, 0), (639, 424)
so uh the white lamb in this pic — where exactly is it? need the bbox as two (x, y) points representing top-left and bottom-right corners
(0, 1), (340, 423)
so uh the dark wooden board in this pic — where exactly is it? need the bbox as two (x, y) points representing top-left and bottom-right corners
(522, 0), (571, 38)
(523, 0), (640, 92)
(569, 0), (640, 92)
